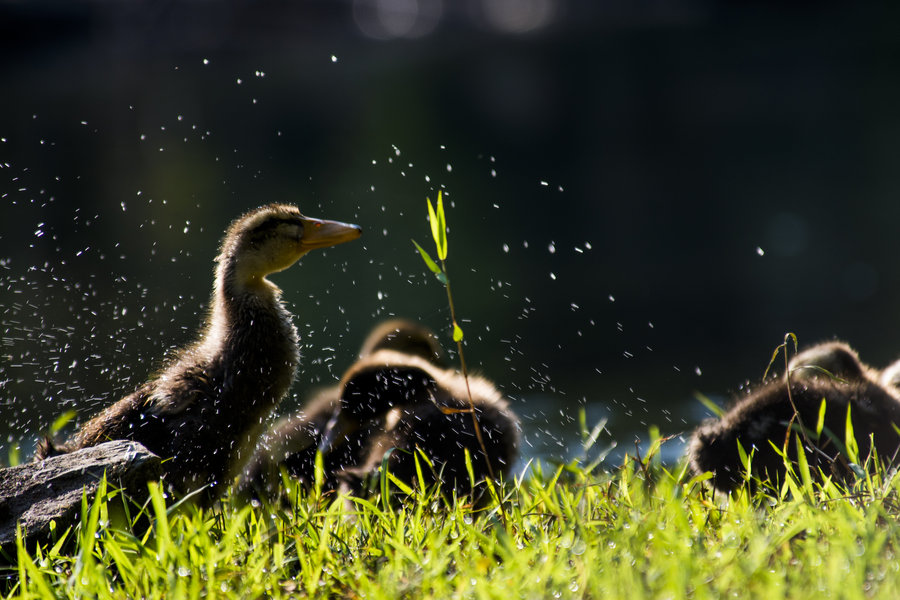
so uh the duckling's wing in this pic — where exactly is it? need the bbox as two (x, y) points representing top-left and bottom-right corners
(142, 366), (216, 416)
(142, 386), (205, 416)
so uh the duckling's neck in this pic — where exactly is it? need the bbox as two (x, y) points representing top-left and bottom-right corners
(198, 259), (300, 399)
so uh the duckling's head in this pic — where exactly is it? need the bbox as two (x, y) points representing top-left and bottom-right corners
(218, 203), (361, 291)
(787, 341), (867, 382)
(339, 350), (438, 423)
(882, 360), (900, 391)
(357, 319), (445, 365)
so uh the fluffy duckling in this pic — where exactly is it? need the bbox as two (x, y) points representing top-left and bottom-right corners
(881, 359), (900, 391)
(338, 349), (520, 498)
(356, 318), (446, 366)
(238, 319), (446, 498)
(240, 320), (519, 501)
(36, 204), (361, 504)
(689, 342), (900, 492)
(787, 341), (873, 382)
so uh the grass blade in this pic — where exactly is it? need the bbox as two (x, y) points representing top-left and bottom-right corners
(412, 239), (442, 275)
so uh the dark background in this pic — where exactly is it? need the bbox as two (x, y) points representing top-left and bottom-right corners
(2, 0), (899, 467)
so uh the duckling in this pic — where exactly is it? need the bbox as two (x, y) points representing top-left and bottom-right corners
(36, 204), (361, 504)
(239, 320), (519, 501)
(689, 343), (900, 493)
(787, 341), (873, 383)
(238, 318), (445, 498)
(356, 318), (446, 366)
(881, 359), (900, 391)
(338, 349), (520, 499)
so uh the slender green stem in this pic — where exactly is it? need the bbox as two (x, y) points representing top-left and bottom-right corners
(439, 259), (499, 487)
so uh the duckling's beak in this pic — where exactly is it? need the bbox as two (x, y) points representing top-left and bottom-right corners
(300, 216), (362, 251)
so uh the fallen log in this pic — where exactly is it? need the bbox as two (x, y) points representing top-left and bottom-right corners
(0, 440), (161, 549)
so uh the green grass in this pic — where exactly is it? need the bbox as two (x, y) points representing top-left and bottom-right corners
(7, 434), (900, 600)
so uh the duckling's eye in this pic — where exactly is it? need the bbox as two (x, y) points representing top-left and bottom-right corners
(285, 222), (304, 240)
(247, 219), (303, 245)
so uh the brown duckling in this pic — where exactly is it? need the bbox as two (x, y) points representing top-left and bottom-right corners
(36, 204), (361, 504)
(240, 320), (519, 501)
(881, 359), (900, 391)
(356, 318), (446, 366)
(338, 349), (520, 499)
(787, 341), (874, 382)
(238, 319), (447, 498)
(689, 342), (900, 493)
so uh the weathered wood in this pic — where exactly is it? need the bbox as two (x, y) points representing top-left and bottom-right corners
(0, 440), (161, 548)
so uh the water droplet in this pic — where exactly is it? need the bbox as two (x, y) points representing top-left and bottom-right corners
(756, 246), (765, 256)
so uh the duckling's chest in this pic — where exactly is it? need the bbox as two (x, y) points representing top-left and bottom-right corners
(223, 299), (300, 398)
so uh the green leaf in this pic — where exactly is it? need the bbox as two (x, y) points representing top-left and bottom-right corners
(412, 239), (442, 275)
(50, 410), (77, 435)
(464, 448), (476, 489)
(694, 392), (724, 418)
(387, 471), (415, 496)
(452, 322), (464, 342)
(736, 438), (752, 479)
(427, 197), (440, 251)
(794, 434), (813, 494)
(435, 271), (448, 285)
(436, 190), (448, 260)
(816, 398), (826, 438)
(845, 404), (859, 464)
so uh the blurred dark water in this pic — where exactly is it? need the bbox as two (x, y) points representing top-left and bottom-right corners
(2, 1), (900, 469)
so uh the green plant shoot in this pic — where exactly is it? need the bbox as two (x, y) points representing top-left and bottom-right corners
(412, 190), (500, 493)
(413, 191), (462, 342)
